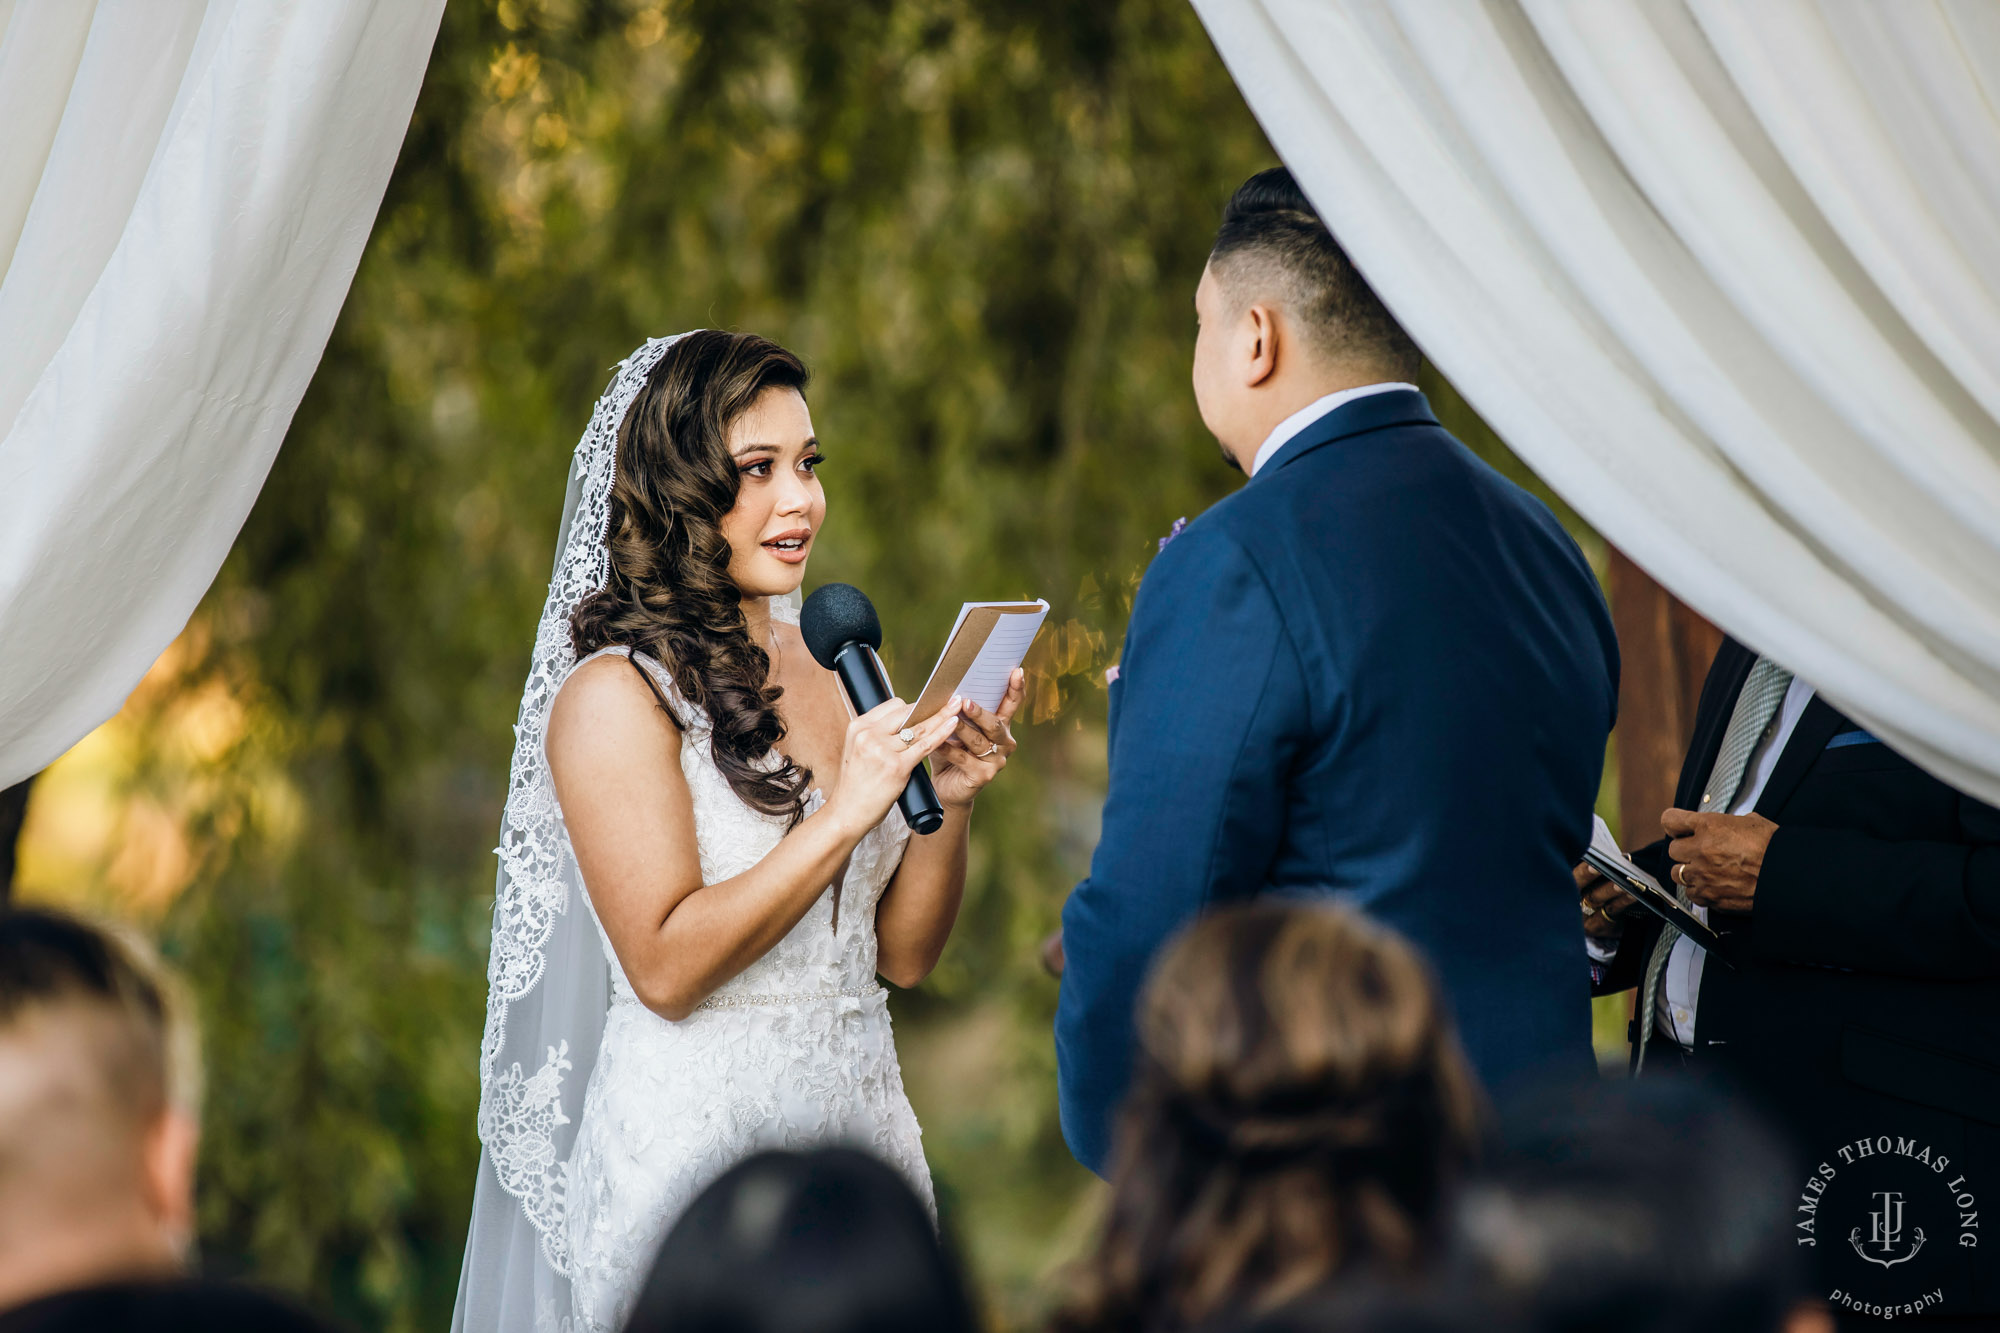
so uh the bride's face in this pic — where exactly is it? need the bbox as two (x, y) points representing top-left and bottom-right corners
(719, 386), (826, 601)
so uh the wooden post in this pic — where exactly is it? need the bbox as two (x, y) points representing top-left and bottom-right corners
(0, 775), (34, 904)
(1607, 548), (1722, 849)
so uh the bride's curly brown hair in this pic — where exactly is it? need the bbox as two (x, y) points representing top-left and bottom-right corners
(569, 330), (813, 823)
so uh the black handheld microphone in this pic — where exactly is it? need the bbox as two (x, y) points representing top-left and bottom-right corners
(800, 583), (946, 835)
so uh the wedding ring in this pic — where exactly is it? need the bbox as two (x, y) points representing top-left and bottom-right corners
(1673, 863), (1687, 887)
(897, 727), (917, 747)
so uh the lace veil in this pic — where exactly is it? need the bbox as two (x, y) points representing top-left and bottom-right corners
(452, 333), (688, 1333)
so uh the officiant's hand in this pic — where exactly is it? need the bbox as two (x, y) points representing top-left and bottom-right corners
(1663, 808), (1775, 914)
(1575, 861), (1635, 940)
(931, 668), (1024, 811)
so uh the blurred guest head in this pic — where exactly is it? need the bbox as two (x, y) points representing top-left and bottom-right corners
(1054, 901), (1481, 1333)
(0, 908), (201, 1313)
(1194, 166), (1421, 470)
(1451, 1077), (1830, 1333)
(622, 1147), (976, 1333)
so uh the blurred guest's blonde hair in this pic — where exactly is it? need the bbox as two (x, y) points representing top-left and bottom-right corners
(1053, 901), (1480, 1333)
(0, 907), (201, 1127)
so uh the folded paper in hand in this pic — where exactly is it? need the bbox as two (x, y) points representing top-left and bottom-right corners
(1585, 814), (1728, 958)
(901, 601), (1048, 728)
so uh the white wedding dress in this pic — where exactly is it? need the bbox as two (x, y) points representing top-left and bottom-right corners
(558, 639), (932, 1333)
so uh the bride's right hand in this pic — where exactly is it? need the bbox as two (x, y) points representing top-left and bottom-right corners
(823, 697), (962, 838)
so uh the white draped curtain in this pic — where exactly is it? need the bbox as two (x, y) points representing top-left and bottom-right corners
(1193, 0), (2000, 804)
(0, 0), (445, 789)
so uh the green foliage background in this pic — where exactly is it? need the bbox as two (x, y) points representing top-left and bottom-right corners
(47, 2), (1605, 1328)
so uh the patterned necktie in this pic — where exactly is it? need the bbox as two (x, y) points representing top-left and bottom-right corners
(1634, 655), (1793, 1072)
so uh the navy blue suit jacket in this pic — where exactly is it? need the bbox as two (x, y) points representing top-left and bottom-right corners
(1055, 389), (1620, 1172)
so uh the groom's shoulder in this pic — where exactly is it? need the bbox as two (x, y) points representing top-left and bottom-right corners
(1132, 506), (1274, 612)
(1145, 505), (1251, 581)
(1192, 460), (1327, 551)
(1138, 480), (1309, 595)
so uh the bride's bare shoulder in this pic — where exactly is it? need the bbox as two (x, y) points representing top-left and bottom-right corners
(548, 652), (679, 762)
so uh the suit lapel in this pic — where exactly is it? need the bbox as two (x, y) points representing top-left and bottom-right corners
(1754, 695), (1847, 818)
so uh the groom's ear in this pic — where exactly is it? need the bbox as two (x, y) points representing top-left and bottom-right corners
(1243, 301), (1282, 389)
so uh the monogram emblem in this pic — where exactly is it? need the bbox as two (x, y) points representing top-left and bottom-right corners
(1850, 1190), (1926, 1268)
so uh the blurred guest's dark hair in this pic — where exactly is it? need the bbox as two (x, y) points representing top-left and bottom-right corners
(1206, 1281), (1512, 1333)
(1450, 1077), (1807, 1333)
(1053, 901), (1482, 1333)
(0, 1279), (344, 1332)
(1209, 167), (1419, 379)
(621, 1147), (976, 1333)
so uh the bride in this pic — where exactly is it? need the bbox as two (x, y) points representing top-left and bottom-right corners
(452, 331), (1022, 1333)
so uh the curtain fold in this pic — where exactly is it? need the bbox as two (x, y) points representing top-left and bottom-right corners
(0, 0), (445, 788)
(1192, 0), (2000, 804)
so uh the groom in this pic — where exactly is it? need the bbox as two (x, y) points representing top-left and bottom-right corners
(1056, 169), (1621, 1172)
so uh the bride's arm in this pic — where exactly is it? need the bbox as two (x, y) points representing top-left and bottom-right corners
(873, 807), (970, 989)
(875, 670), (1024, 987)
(548, 656), (959, 1021)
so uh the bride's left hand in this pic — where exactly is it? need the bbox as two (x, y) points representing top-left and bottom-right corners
(930, 668), (1024, 811)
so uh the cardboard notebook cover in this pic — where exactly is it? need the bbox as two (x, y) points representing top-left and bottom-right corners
(901, 601), (1048, 728)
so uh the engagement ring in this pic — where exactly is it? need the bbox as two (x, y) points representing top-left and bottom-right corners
(979, 743), (1000, 758)
(897, 727), (917, 747)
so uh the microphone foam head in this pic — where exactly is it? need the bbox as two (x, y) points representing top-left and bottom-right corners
(800, 584), (882, 669)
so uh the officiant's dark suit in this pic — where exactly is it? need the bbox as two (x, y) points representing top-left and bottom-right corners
(1602, 638), (2000, 1318)
(1055, 384), (1620, 1172)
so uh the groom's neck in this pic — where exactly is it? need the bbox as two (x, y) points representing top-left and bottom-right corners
(1227, 362), (1403, 469)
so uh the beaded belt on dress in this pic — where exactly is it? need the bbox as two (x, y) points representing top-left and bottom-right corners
(696, 981), (885, 1011)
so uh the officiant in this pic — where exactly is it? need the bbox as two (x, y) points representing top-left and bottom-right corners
(1585, 639), (2000, 1320)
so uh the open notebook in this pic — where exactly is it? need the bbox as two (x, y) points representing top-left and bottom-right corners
(1584, 814), (1727, 958)
(900, 600), (1048, 728)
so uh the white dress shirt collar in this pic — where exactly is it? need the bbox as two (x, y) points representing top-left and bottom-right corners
(1247, 381), (1419, 477)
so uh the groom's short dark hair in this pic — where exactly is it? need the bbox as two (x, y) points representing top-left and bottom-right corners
(1210, 167), (1420, 379)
